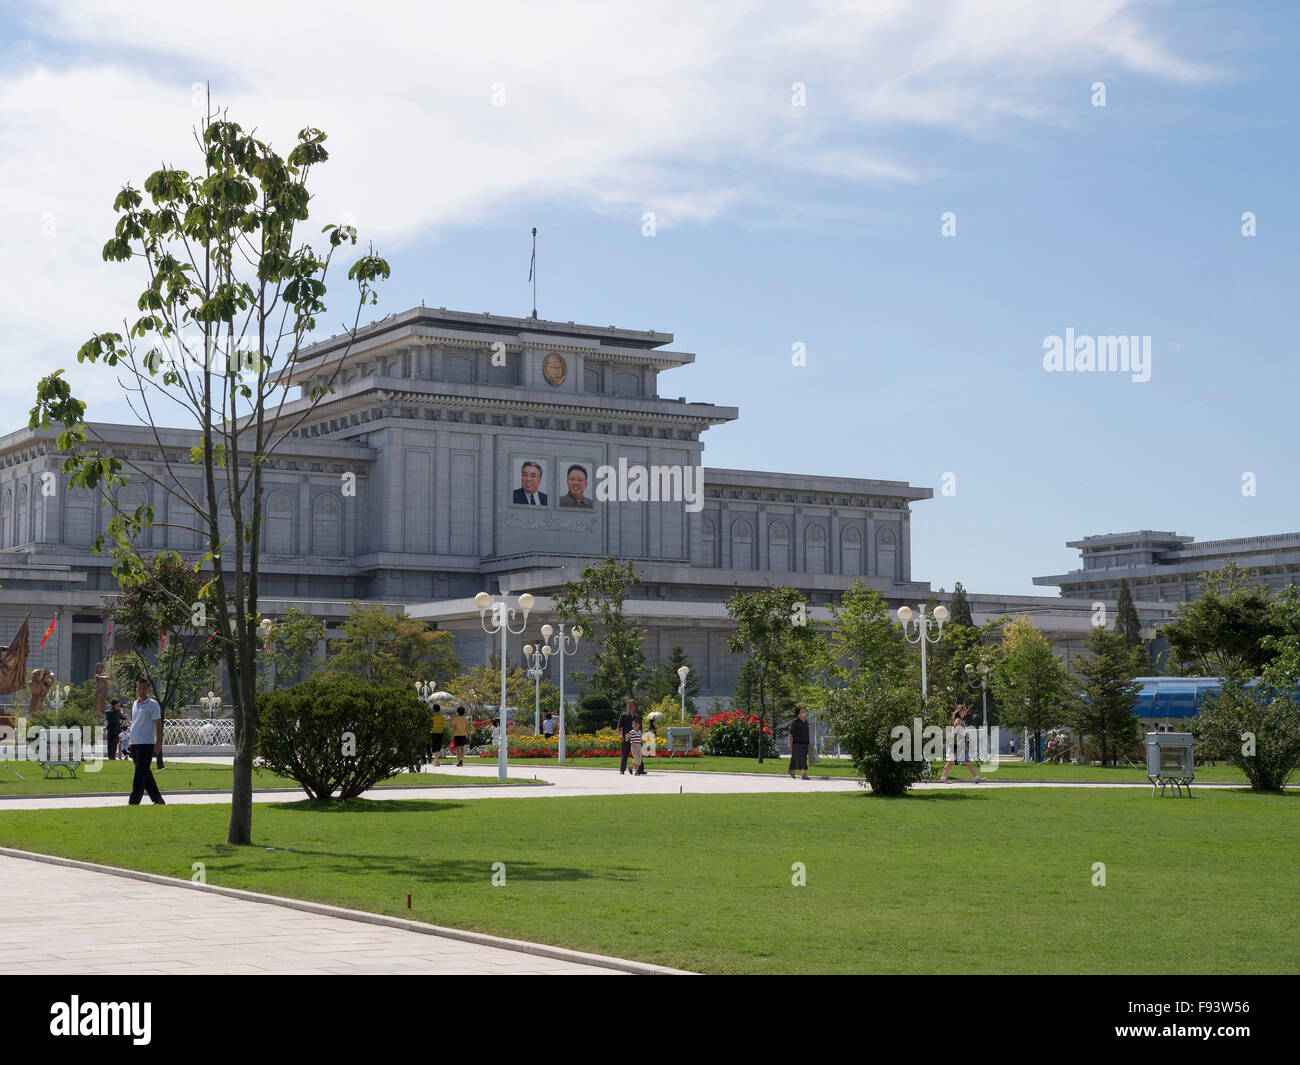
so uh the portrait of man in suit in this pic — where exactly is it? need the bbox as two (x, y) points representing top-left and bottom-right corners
(512, 460), (547, 506)
(559, 463), (593, 508)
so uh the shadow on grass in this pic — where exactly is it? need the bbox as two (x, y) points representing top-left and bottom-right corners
(265, 799), (466, 814)
(198, 850), (626, 884)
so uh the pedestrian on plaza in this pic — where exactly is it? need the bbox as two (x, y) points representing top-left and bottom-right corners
(1009, 736), (1016, 758)
(642, 725), (657, 759)
(127, 679), (165, 805)
(451, 706), (470, 767)
(542, 711), (557, 737)
(788, 704), (811, 780)
(428, 704), (446, 768)
(939, 704), (983, 783)
(104, 698), (123, 760)
(627, 715), (644, 776)
(617, 699), (636, 774)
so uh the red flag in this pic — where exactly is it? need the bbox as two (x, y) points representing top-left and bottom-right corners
(39, 616), (56, 649)
(159, 632), (167, 652)
(104, 620), (113, 651)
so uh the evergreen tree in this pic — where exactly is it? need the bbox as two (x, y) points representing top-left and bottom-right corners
(1070, 625), (1143, 765)
(949, 582), (974, 628)
(645, 646), (701, 716)
(1115, 578), (1144, 651)
(553, 557), (646, 705)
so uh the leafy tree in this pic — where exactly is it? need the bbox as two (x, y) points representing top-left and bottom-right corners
(643, 646), (701, 716)
(948, 581), (974, 628)
(1115, 578), (1144, 651)
(553, 557), (645, 705)
(324, 603), (458, 689)
(1197, 585), (1300, 791)
(992, 616), (1072, 762)
(726, 585), (822, 763)
(810, 580), (925, 795)
(29, 104), (390, 845)
(262, 606), (325, 689)
(927, 619), (1003, 727)
(443, 665), (559, 729)
(105, 551), (223, 766)
(1070, 624), (1143, 765)
(1159, 563), (1282, 676)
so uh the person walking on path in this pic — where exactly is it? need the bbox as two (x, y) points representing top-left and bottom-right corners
(427, 704), (446, 768)
(104, 698), (123, 761)
(451, 707), (470, 767)
(127, 679), (165, 805)
(939, 704), (984, 783)
(617, 700), (636, 774)
(788, 704), (811, 780)
(627, 716), (645, 777)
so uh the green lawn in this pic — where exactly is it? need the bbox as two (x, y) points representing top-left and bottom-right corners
(490, 754), (1268, 784)
(0, 760), (535, 797)
(1, 788), (1295, 974)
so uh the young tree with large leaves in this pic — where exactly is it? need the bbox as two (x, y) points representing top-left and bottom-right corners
(725, 585), (822, 764)
(1158, 563), (1282, 676)
(29, 107), (389, 845)
(1070, 624), (1143, 765)
(553, 557), (646, 706)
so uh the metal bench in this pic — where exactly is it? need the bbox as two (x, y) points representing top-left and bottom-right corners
(32, 726), (84, 779)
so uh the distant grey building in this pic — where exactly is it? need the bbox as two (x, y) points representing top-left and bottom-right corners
(1034, 530), (1300, 603)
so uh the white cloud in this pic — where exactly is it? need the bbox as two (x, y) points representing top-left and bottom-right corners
(0, 0), (1216, 411)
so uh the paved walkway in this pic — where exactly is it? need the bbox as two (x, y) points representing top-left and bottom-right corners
(0, 758), (1260, 810)
(0, 851), (658, 974)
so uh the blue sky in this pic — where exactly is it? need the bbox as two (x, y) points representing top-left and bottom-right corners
(0, 1), (1295, 596)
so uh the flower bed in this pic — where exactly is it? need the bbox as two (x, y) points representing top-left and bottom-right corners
(475, 728), (700, 758)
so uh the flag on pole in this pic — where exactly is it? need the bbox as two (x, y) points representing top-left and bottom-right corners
(159, 632), (167, 652)
(528, 245), (535, 282)
(104, 620), (113, 652)
(39, 616), (56, 649)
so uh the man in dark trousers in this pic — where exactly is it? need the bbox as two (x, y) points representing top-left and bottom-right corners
(105, 698), (123, 760)
(617, 699), (637, 775)
(127, 679), (165, 805)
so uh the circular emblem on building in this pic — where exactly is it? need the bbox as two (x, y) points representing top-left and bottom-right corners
(542, 352), (567, 387)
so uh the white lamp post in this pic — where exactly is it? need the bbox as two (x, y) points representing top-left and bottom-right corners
(964, 661), (991, 727)
(475, 590), (534, 781)
(897, 604), (947, 704)
(677, 664), (691, 722)
(522, 642), (553, 734)
(200, 691), (222, 718)
(540, 622), (582, 763)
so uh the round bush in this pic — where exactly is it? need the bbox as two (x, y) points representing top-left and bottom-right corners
(699, 711), (778, 758)
(256, 675), (427, 799)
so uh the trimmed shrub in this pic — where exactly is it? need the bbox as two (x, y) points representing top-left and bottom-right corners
(577, 694), (617, 733)
(256, 675), (426, 799)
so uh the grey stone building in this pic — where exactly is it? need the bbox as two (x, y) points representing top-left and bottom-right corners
(0, 305), (1180, 701)
(1034, 530), (1300, 603)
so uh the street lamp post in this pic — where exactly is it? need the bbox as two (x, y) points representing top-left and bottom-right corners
(522, 642), (553, 734)
(475, 591), (534, 782)
(964, 661), (991, 727)
(677, 665), (690, 722)
(897, 605), (948, 703)
(540, 623), (582, 763)
(200, 691), (222, 719)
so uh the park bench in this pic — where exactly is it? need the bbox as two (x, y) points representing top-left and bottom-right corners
(33, 726), (84, 779)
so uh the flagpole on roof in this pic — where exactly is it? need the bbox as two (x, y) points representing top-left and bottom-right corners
(529, 227), (537, 320)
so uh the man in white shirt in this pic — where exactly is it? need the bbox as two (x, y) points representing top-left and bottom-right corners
(127, 678), (166, 805)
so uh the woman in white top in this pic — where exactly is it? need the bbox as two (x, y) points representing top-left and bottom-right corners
(939, 704), (983, 783)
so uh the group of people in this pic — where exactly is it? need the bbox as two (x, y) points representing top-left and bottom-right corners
(422, 705), (473, 768)
(617, 700), (655, 775)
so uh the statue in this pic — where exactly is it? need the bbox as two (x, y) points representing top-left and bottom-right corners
(94, 661), (108, 722)
(28, 668), (53, 717)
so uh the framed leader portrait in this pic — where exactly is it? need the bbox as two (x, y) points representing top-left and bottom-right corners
(511, 458), (549, 507)
(557, 461), (594, 509)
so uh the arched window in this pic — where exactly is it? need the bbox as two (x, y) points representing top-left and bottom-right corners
(612, 371), (640, 397)
(841, 525), (862, 574)
(265, 491), (295, 554)
(312, 493), (341, 555)
(699, 516), (717, 567)
(768, 520), (790, 572)
(117, 485), (150, 549)
(876, 527), (897, 580)
(444, 355), (474, 383)
(486, 354), (519, 386)
(15, 485), (28, 546)
(731, 518), (754, 570)
(0, 488), (9, 547)
(805, 523), (827, 573)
